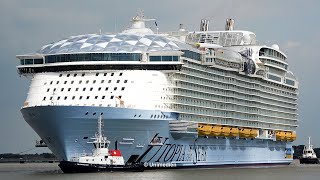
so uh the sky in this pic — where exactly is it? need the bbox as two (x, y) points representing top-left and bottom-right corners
(0, 0), (319, 153)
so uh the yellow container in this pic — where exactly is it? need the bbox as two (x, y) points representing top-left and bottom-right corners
(210, 125), (222, 136)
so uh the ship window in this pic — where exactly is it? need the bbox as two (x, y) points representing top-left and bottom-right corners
(59, 74), (62, 77)
(68, 88), (71, 91)
(86, 80), (89, 84)
(50, 81), (53, 85)
(72, 96), (75, 100)
(105, 87), (109, 91)
(85, 111), (88, 115)
(101, 80), (104, 83)
(53, 88), (56, 92)
(57, 96), (60, 100)
(111, 73), (114, 76)
(90, 88), (93, 91)
(104, 73), (107, 76)
(102, 96), (105, 99)
(117, 80), (120, 83)
(82, 73), (85, 77)
(83, 88), (86, 91)
(47, 88), (50, 92)
(74, 74), (77, 77)
(79, 96), (83, 100)
(43, 97), (46, 101)
(93, 80), (96, 84)
(64, 96), (67, 100)
(56, 81), (59, 84)
(87, 96), (90, 99)
(119, 73), (123, 76)
(95, 96), (98, 99)
(71, 81), (74, 84)
(96, 73), (99, 76)
(114, 87), (117, 91)
(76, 88), (79, 91)
(64, 81), (67, 84)
(98, 87), (101, 91)
(61, 88), (64, 92)
(110, 96), (114, 99)
(124, 80), (128, 83)
(118, 95), (122, 99)
(79, 80), (82, 84)
(121, 87), (125, 91)
(108, 80), (111, 83)
(67, 74), (70, 77)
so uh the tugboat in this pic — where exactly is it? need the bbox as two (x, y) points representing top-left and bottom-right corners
(299, 137), (319, 164)
(59, 115), (144, 173)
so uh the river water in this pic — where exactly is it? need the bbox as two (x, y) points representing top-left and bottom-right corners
(0, 161), (319, 180)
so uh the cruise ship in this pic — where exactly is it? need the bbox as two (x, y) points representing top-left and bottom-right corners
(16, 14), (298, 169)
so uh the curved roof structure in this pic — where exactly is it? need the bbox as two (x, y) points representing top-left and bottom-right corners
(38, 33), (195, 55)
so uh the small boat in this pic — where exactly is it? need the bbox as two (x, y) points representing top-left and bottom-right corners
(299, 137), (319, 164)
(59, 115), (144, 173)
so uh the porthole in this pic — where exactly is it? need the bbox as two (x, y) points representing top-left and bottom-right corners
(93, 112), (96, 115)
(108, 80), (111, 83)
(98, 87), (101, 91)
(87, 96), (90, 99)
(71, 81), (74, 84)
(74, 74), (77, 77)
(111, 73), (114, 76)
(121, 87), (125, 91)
(105, 87), (109, 91)
(67, 74), (70, 77)
(124, 80), (128, 83)
(53, 88), (56, 92)
(57, 96), (60, 100)
(47, 88), (50, 92)
(68, 88), (71, 91)
(90, 88), (93, 91)
(114, 87), (117, 91)
(75, 88), (79, 91)
(110, 96), (114, 99)
(116, 80), (120, 83)
(93, 80), (96, 84)
(119, 73), (123, 76)
(72, 96), (75, 100)
(59, 74), (62, 77)
(102, 96), (105, 99)
(104, 73), (107, 76)
(79, 96), (83, 100)
(79, 80), (82, 84)
(56, 81), (59, 84)
(101, 80), (104, 83)
(43, 97), (46, 101)
(61, 88), (64, 92)
(86, 80), (89, 84)
(64, 81), (67, 84)
(95, 96), (98, 99)
(83, 88), (86, 91)
(96, 73), (99, 76)
(64, 96), (67, 100)
(82, 73), (85, 77)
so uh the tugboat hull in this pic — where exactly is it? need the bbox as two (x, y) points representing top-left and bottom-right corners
(59, 161), (144, 173)
(299, 158), (319, 164)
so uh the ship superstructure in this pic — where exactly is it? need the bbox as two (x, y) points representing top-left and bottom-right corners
(17, 14), (298, 170)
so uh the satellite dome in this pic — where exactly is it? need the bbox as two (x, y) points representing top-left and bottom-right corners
(271, 44), (280, 50)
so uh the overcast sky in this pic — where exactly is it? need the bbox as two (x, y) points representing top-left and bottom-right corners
(0, 0), (319, 153)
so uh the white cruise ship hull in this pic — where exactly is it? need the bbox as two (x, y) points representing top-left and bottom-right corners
(21, 105), (293, 168)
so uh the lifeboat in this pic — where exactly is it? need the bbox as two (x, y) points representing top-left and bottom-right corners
(276, 131), (286, 140)
(210, 125), (222, 136)
(229, 127), (239, 137)
(221, 126), (231, 136)
(239, 128), (251, 138)
(198, 124), (212, 136)
(249, 129), (258, 138)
